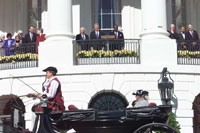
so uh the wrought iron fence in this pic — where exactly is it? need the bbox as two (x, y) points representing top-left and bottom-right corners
(73, 39), (140, 65)
(177, 40), (200, 65)
(0, 43), (38, 70)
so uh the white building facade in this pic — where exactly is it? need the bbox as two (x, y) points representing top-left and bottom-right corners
(0, 0), (200, 133)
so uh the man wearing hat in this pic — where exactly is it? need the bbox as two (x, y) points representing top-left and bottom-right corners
(132, 90), (149, 107)
(28, 66), (65, 111)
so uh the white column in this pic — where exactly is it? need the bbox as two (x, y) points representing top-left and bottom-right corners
(39, 0), (75, 68)
(140, 0), (177, 66)
(140, 0), (169, 39)
(46, 0), (73, 40)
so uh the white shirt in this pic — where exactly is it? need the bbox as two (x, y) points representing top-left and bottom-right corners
(181, 32), (185, 39)
(189, 31), (194, 36)
(42, 77), (59, 99)
(8, 40), (11, 47)
(29, 32), (33, 41)
(134, 98), (149, 107)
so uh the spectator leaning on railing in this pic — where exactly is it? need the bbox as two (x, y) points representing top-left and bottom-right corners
(13, 35), (22, 54)
(36, 28), (46, 53)
(0, 34), (6, 56)
(17, 30), (25, 44)
(3, 33), (15, 56)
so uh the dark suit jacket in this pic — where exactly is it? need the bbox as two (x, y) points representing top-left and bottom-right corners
(24, 33), (37, 43)
(185, 30), (199, 41)
(168, 31), (179, 39)
(76, 34), (89, 40)
(110, 31), (124, 39)
(178, 33), (186, 41)
(90, 30), (104, 39)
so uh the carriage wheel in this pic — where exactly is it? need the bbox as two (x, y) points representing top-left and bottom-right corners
(133, 123), (177, 133)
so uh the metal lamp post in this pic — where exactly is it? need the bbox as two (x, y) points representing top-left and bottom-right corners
(158, 67), (174, 105)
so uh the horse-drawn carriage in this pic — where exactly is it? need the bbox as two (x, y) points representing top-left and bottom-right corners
(33, 68), (177, 133)
(35, 104), (176, 133)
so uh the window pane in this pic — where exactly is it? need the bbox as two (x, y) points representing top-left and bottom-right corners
(112, 0), (121, 13)
(113, 14), (121, 26)
(102, 15), (111, 28)
(102, 0), (112, 13)
(93, 0), (121, 29)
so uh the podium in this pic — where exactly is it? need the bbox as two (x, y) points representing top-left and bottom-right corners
(101, 35), (115, 39)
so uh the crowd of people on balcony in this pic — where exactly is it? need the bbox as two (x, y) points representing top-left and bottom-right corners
(0, 26), (46, 56)
(75, 24), (124, 51)
(168, 24), (199, 51)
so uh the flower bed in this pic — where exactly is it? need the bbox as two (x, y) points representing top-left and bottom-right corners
(178, 50), (200, 58)
(76, 50), (139, 58)
(0, 53), (38, 64)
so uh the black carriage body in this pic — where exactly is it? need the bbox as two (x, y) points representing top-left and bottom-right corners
(0, 95), (25, 133)
(37, 105), (172, 133)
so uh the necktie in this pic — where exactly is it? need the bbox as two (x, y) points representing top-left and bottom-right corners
(115, 32), (118, 39)
(96, 31), (99, 39)
(82, 35), (85, 40)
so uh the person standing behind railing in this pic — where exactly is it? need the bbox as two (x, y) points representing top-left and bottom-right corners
(178, 26), (187, 50)
(24, 26), (37, 43)
(168, 24), (179, 40)
(90, 24), (104, 50)
(76, 27), (89, 50)
(36, 28), (46, 53)
(17, 30), (25, 44)
(185, 24), (200, 51)
(3, 33), (15, 56)
(13, 35), (22, 54)
(24, 26), (37, 53)
(110, 24), (124, 51)
(0, 34), (6, 56)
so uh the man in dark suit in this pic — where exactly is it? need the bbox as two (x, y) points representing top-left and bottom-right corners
(178, 26), (187, 50)
(110, 24), (124, 50)
(168, 24), (179, 40)
(185, 24), (199, 51)
(90, 24), (104, 50)
(76, 27), (89, 50)
(24, 25), (37, 44)
(24, 26), (37, 53)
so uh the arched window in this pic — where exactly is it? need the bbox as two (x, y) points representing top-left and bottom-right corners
(92, 0), (121, 32)
(88, 90), (128, 111)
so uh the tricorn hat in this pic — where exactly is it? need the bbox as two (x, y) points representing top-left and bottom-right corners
(43, 66), (57, 74)
(132, 90), (149, 96)
(132, 90), (143, 96)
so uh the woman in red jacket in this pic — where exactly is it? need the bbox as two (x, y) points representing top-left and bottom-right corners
(36, 28), (46, 53)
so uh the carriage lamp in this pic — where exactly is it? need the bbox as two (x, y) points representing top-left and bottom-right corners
(158, 68), (174, 105)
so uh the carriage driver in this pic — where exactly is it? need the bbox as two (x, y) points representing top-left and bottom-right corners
(132, 90), (149, 107)
(28, 66), (65, 111)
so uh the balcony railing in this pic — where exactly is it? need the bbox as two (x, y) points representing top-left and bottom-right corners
(177, 40), (200, 65)
(0, 43), (38, 70)
(73, 39), (140, 65)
